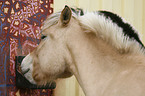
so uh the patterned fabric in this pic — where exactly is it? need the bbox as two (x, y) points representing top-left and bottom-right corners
(0, 0), (53, 95)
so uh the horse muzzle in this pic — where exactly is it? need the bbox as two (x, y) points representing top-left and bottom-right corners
(21, 54), (36, 84)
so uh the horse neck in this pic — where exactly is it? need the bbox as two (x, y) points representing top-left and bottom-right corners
(66, 31), (145, 96)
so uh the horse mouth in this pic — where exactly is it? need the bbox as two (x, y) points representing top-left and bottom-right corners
(15, 59), (28, 75)
(16, 56), (30, 76)
(21, 68), (30, 75)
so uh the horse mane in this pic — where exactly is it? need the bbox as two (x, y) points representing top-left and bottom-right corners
(42, 8), (145, 54)
(98, 11), (144, 48)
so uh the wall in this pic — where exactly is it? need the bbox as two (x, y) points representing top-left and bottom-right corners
(53, 0), (145, 96)
(0, 0), (53, 95)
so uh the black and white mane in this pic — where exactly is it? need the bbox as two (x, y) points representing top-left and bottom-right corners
(43, 7), (145, 54)
(98, 11), (144, 48)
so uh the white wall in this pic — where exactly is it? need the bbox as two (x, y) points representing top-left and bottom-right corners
(53, 0), (145, 96)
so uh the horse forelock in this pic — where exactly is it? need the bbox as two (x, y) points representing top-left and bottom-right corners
(42, 12), (60, 31)
(42, 7), (145, 54)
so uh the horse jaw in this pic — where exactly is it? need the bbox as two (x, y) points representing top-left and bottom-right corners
(21, 53), (36, 84)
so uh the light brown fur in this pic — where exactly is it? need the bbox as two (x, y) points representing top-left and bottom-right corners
(21, 6), (145, 96)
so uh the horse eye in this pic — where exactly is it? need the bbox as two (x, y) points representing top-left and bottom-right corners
(41, 35), (47, 39)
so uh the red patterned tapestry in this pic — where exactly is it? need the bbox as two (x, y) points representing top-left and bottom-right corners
(0, 0), (53, 95)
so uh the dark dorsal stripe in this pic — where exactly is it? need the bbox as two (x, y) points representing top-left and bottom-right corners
(71, 8), (84, 16)
(98, 11), (145, 48)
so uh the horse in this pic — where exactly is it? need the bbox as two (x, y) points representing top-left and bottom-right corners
(21, 5), (145, 96)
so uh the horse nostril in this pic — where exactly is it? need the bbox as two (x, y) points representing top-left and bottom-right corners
(22, 68), (30, 75)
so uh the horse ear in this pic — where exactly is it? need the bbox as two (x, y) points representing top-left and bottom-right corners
(60, 5), (72, 26)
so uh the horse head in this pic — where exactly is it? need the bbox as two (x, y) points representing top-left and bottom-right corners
(21, 6), (77, 85)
